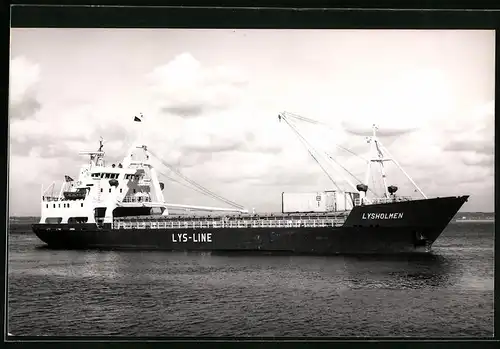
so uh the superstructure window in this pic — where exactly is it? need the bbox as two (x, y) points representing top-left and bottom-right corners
(120, 188), (123, 193)
(46, 204), (48, 208)
(53, 204), (56, 208)
(68, 204), (70, 208)
(133, 189), (136, 193)
(81, 203), (84, 207)
(100, 188), (103, 192)
(58, 204), (61, 208)
(109, 188), (112, 193)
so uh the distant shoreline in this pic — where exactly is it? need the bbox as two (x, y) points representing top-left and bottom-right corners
(454, 219), (494, 223)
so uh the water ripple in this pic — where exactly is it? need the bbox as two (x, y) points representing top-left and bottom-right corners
(7, 224), (494, 337)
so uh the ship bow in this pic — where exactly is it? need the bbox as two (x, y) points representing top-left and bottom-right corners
(343, 195), (469, 246)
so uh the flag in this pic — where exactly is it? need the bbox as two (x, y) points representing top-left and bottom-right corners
(64, 175), (74, 182)
(134, 113), (143, 122)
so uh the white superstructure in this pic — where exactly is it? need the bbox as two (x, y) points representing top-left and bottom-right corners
(39, 115), (248, 226)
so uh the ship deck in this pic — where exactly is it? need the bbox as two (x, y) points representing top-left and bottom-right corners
(113, 211), (350, 230)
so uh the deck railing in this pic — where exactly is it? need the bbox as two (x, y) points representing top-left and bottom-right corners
(370, 196), (414, 205)
(42, 196), (62, 202)
(355, 196), (414, 206)
(113, 216), (347, 230)
(121, 196), (152, 203)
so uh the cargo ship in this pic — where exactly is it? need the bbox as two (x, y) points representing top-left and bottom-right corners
(31, 112), (468, 254)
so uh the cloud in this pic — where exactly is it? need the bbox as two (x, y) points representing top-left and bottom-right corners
(9, 56), (41, 120)
(442, 100), (494, 170)
(340, 68), (455, 137)
(9, 102), (133, 161)
(148, 53), (248, 118)
(341, 122), (417, 137)
(460, 153), (494, 168)
(444, 140), (494, 156)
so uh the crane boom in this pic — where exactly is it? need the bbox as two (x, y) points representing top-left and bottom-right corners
(279, 112), (346, 192)
(282, 112), (367, 162)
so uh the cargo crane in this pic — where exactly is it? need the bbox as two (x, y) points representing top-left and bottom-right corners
(278, 111), (360, 208)
(278, 111), (427, 206)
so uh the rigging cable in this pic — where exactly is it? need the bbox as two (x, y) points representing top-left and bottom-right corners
(324, 153), (377, 196)
(148, 150), (244, 209)
(155, 169), (224, 201)
(283, 111), (368, 162)
(280, 115), (342, 192)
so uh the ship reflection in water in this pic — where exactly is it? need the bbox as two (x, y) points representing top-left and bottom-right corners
(342, 254), (455, 289)
(31, 246), (455, 290)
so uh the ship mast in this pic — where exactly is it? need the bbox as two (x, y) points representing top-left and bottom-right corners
(78, 136), (105, 168)
(365, 125), (427, 200)
(366, 124), (390, 198)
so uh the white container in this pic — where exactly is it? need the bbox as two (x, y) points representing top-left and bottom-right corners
(282, 191), (360, 213)
(282, 192), (332, 213)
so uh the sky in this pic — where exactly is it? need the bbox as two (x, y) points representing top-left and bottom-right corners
(9, 29), (495, 215)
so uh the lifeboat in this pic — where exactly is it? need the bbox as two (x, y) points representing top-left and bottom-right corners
(63, 188), (88, 200)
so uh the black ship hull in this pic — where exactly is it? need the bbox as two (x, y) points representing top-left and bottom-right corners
(32, 196), (468, 254)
